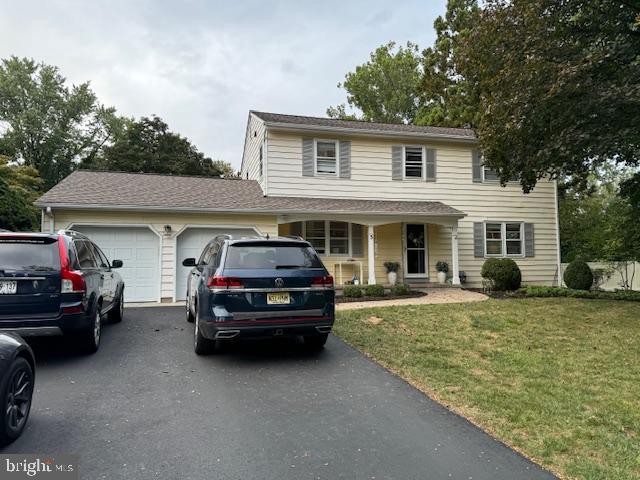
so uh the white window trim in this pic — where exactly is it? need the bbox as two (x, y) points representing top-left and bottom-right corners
(402, 145), (425, 181)
(314, 139), (339, 177)
(483, 221), (525, 258)
(300, 221), (360, 258)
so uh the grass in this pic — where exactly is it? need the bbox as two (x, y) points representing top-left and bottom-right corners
(333, 298), (640, 480)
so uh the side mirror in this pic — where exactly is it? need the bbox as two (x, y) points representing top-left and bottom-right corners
(111, 260), (123, 269)
(182, 258), (196, 267)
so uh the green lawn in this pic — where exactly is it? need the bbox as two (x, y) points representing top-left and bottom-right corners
(333, 298), (640, 480)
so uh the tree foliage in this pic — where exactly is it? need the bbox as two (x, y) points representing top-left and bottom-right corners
(418, 0), (480, 127)
(327, 42), (423, 124)
(461, 0), (640, 192)
(81, 116), (233, 177)
(0, 155), (42, 231)
(0, 56), (122, 189)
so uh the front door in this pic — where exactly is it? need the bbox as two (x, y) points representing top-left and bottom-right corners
(404, 224), (428, 277)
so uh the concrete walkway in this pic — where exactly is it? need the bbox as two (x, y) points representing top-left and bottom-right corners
(337, 288), (488, 310)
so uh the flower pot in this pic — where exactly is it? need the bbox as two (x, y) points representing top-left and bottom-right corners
(436, 271), (447, 284)
(387, 272), (397, 286)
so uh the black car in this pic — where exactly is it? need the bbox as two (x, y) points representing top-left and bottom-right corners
(183, 235), (335, 355)
(0, 332), (35, 446)
(0, 230), (125, 353)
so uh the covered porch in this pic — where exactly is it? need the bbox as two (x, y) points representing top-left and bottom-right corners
(277, 212), (465, 287)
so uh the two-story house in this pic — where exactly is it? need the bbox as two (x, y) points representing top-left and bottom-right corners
(36, 111), (561, 303)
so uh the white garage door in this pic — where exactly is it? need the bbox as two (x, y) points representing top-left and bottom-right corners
(175, 227), (258, 299)
(75, 226), (160, 303)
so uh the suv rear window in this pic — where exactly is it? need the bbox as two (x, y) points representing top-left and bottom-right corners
(224, 242), (323, 269)
(0, 236), (60, 272)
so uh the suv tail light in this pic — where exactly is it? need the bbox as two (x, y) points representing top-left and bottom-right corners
(311, 275), (334, 289)
(207, 276), (244, 289)
(58, 237), (86, 294)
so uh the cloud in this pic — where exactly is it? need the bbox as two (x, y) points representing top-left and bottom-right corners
(0, 0), (445, 168)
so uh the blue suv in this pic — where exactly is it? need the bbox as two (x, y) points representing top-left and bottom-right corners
(183, 235), (335, 354)
(0, 231), (125, 353)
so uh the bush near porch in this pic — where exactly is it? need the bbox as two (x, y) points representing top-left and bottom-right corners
(334, 298), (640, 480)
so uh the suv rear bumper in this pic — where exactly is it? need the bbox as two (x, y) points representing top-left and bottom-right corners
(0, 311), (92, 336)
(199, 318), (334, 340)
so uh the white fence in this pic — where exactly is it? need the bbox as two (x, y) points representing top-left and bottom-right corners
(560, 262), (640, 291)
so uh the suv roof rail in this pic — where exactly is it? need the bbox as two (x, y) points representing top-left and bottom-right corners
(280, 235), (304, 241)
(57, 229), (91, 240)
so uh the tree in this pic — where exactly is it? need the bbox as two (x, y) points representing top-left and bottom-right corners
(82, 116), (233, 177)
(0, 155), (43, 231)
(327, 42), (423, 124)
(461, 1), (640, 192)
(0, 57), (121, 189)
(418, 0), (480, 128)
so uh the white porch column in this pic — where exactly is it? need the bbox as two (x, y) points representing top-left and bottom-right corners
(451, 222), (461, 285)
(367, 224), (376, 285)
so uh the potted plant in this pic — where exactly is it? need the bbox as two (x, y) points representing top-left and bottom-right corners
(436, 261), (449, 284)
(383, 261), (400, 286)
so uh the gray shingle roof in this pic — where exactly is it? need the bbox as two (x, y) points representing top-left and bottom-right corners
(251, 111), (476, 140)
(36, 171), (465, 217)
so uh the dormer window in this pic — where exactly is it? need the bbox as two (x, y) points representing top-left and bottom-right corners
(315, 140), (338, 175)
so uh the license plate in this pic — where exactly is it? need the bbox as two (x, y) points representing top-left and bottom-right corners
(0, 281), (17, 295)
(267, 292), (290, 305)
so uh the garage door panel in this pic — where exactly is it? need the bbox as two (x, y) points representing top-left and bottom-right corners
(175, 227), (258, 298)
(75, 226), (160, 303)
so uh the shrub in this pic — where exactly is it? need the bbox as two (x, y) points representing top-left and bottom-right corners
(563, 260), (593, 290)
(436, 261), (449, 273)
(480, 258), (522, 291)
(343, 285), (363, 298)
(383, 261), (400, 273)
(390, 283), (412, 296)
(364, 284), (385, 297)
(520, 286), (640, 302)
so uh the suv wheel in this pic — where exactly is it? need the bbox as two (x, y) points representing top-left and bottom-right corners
(304, 333), (329, 350)
(77, 304), (101, 354)
(193, 308), (215, 355)
(0, 357), (34, 447)
(109, 290), (124, 324)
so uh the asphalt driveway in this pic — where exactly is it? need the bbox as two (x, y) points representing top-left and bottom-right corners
(2, 307), (555, 480)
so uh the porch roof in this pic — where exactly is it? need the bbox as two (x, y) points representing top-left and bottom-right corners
(37, 171), (465, 219)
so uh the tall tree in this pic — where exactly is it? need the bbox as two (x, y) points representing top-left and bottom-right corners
(82, 116), (233, 177)
(0, 56), (121, 189)
(0, 155), (43, 231)
(418, 0), (480, 128)
(461, 0), (640, 192)
(327, 42), (423, 124)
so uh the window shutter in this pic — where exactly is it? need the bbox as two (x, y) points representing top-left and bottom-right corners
(472, 149), (482, 183)
(425, 148), (436, 182)
(339, 140), (351, 179)
(392, 146), (403, 180)
(302, 138), (314, 177)
(524, 223), (535, 257)
(473, 222), (484, 258)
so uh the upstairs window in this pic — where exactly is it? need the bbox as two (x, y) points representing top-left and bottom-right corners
(404, 146), (423, 179)
(315, 140), (338, 175)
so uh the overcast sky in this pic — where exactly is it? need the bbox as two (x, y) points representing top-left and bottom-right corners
(0, 0), (446, 169)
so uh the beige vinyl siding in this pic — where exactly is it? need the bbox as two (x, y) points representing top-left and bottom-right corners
(52, 209), (278, 300)
(267, 131), (559, 287)
(240, 113), (267, 190)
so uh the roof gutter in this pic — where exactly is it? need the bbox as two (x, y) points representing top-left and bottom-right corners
(35, 202), (466, 218)
(263, 121), (478, 144)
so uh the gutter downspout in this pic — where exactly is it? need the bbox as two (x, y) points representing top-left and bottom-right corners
(554, 180), (562, 287)
(46, 206), (54, 233)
